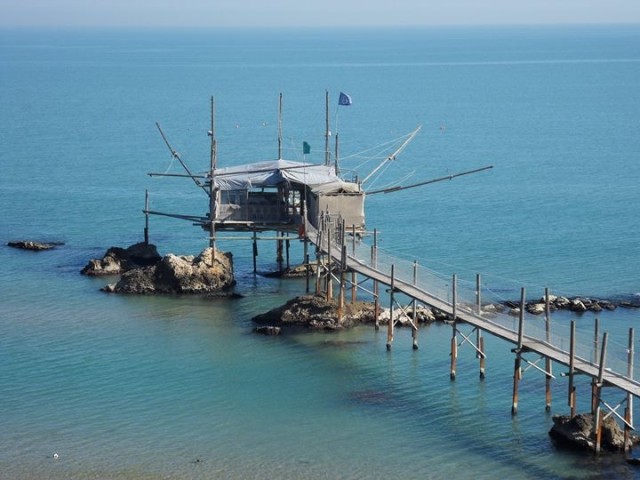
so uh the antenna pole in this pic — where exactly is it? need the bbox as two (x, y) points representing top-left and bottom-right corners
(278, 93), (283, 159)
(324, 90), (330, 166)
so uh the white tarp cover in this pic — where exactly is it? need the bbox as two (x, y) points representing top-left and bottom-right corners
(213, 159), (351, 191)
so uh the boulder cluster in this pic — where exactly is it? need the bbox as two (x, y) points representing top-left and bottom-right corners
(82, 243), (235, 295)
(500, 294), (635, 317)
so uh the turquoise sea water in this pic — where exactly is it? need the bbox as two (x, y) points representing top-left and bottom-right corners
(1, 25), (640, 479)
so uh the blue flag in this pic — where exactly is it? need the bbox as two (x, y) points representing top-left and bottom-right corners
(338, 92), (352, 106)
(303, 141), (311, 154)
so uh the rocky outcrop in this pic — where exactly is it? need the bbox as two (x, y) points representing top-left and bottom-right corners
(81, 242), (161, 276)
(102, 248), (235, 295)
(549, 413), (628, 452)
(253, 295), (377, 331)
(8, 240), (62, 251)
(252, 296), (450, 333)
(499, 294), (638, 316)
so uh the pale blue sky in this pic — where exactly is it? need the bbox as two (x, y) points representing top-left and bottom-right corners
(1, 0), (639, 28)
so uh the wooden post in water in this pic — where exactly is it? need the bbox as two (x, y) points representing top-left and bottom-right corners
(315, 226), (322, 295)
(476, 273), (485, 379)
(252, 227), (258, 274)
(624, 327), (635, 452)
(569, 320), (577, 417)
(450, 274), (458, 380)
(337, 220), (346, 321)
(373, 229), (380, 331)
(351, 224), (357, 304)
(144, 189), (150, 245)
(411, 261), (418, 350)
(386, 264), (395, 351)
(544, 287), (552, 411)
(511, 287), (525, 415)
(594, 331), (608, 454)
(326, 226), (333, 301)
(285, 232), (290, 270)
(591, 318), (600, 414)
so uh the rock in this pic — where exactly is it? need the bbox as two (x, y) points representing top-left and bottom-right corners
(252, 294), (377, 331)
(549, 413), (626, 452)
(8, 240), (61, 251)
(554, 296), (571, 309)
(526, 303), (546, 315)
(81, 242), (161, 276)
(253, 326), (281, 336)
(104, 247), (235, 295)
(570, 299), (588, 313)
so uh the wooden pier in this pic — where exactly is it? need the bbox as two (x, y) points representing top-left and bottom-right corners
(306, 214), (639, 452)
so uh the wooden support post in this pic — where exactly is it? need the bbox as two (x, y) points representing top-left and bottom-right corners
(326, 227), (333, 301)
(252, 227), (258, 274)
(544, 287), (552, 411)
(569, 320), (576, 417)
(591, 318), (600, 414)
(450, 274), (458, 380)
(304, 233), (310, 293)
(594, 331), (608, 454)
(373, 229), (379, 331)
(351, 224), (357, 304)
(386, 264), (395, 351)
(315, 229), (322, 295)
(411, 260), (419, 350)
(285, 233), (290, 270)
(476, 273), (485, 379)
(337, 220), (346, 321)
(144, 189), (150, 245)
(512, 287), (525, 415)
(277, 237), (284, 273)
(624, 327), (635, 452)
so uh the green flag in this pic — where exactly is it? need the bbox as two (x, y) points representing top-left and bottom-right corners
(303, 141), (311, 155)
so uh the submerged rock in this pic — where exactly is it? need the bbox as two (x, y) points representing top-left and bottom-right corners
(549, 413), (627, 452)
(102, 247), (235, 295)
(81, 242), (161, 276)
(8, 240), (62, 251)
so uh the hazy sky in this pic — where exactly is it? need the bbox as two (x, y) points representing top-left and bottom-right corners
(1, 0), (639, 28)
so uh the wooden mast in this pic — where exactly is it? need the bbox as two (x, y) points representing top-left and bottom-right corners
(324, 90), (330, 166)
(209, 96), (217, 251)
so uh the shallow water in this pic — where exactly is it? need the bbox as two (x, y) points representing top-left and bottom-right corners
(1, 25), (639, 479)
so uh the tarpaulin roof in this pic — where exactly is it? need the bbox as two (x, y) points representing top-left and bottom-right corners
(212, 159), (360, 193)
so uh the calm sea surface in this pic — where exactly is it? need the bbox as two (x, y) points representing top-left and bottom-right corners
(1, 25), (640, 479)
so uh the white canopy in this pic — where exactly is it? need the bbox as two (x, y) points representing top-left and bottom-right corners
(212, 159), (356, 192)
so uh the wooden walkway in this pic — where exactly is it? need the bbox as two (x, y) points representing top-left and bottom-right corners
(305, 218), (640, 404)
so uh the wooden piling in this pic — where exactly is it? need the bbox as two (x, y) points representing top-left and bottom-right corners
(476, 273), (485, 379)
(373, 229), (379, 331)
(252, 227), (258, 274)
(591, 318), (600, 414)
(624, 327), (635, 452)
(450, 274), (458, 380)
(351, 225), (357, 304)
(511, 287), (525, 415)
(144, 189), (150, 245)
(386, 264), (395, 351)
(326, 226), (333, 301)
(569, 320), (576, 417)
(594, 331), (608, 454)
(544, 287), (552, 411)
(411, 260), (418, 350)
